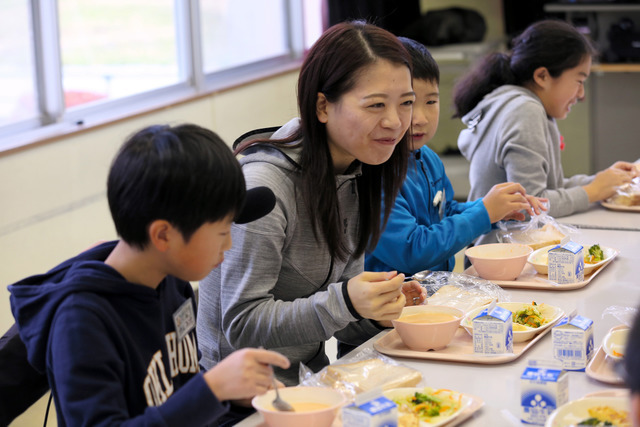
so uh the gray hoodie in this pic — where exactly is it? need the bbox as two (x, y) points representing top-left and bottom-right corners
(458, 85), (592, 220)
(197, 118), (384, 385)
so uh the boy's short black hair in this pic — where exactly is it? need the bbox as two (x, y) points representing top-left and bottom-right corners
(107, 124), (246, 249)
(399, 37), (440, 84)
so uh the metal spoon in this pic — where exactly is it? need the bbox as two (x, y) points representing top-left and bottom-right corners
(271, 375), (295, 412)
(404, 269), (432, 282)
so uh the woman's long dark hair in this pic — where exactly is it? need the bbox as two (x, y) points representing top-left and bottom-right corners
(236, 20), (412, 260)
(453, 19), (596, 118)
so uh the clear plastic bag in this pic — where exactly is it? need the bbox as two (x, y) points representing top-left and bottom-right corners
(496, 203), (578, 250)
(411, 270), (510, 313)
(606, 177), (640, 206)
(299, 347), (422, 402)
(602, 305), (638, 327)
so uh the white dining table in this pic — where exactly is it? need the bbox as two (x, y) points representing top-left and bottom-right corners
(557, 202), (640, 231)
(236, 208), (640, 427)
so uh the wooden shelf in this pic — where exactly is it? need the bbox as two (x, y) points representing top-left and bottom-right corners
(545, 3), (640, 13)
(592, 63), (640, 72)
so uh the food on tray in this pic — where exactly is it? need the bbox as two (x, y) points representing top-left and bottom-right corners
(461, 301), (563, 343)
(398, 311), (458, 324)
(577, 405), (630, 426)
(389, 388), (463, 427)
(528, 244), (617, 276)
(603, 328), (629, 360)
(426, 284), (496, 314)
(321, 358), (422, 394)
(513, 302), (547, 328)
(585, 244), (604, 264)
(507, 223), (566, 250)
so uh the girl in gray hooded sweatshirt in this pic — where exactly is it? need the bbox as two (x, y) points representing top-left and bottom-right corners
(196, 21), (425, 424)
(453, 19), (637, 230)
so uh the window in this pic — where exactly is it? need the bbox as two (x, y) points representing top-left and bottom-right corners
(0, 0), (323, 148)
(200, 0), (289, 73)
(0, 0), (37, 127)
(58, 0), (180, 109)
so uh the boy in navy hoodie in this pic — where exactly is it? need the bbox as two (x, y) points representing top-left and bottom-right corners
(9, 124), (289, 426)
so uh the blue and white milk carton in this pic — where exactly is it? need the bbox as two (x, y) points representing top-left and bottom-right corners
(472, 303), (513, 354)
(548, 241), (584, 284)
(342, 389), (398, 427)
(552, 314), (595, 370)
(521, 359), (568, 425)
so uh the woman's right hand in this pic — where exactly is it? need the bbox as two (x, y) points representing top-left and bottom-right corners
(583, 165), (636, 203)
(347, 271), (406, 321)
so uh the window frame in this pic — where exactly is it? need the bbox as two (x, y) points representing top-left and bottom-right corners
(0, 0), (317, 153)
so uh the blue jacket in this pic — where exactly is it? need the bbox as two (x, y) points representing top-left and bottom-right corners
(366, 146), (491, 274)
(9, 241), (227, 426)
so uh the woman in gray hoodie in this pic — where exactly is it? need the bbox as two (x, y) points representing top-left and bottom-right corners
(453, 19), (637, 223)
(196, 20), (425, 424)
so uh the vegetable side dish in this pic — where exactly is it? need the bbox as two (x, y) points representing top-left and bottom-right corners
(513, 302), (546, 328)
(577, 405), (630, 426)
(585, 244), (604, 264)
(393, 388), (463, 426)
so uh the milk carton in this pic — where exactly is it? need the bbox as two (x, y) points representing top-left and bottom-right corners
(548, 241), (584, 284)
(472, 304), (513, 354)
(552, 314), (595, 370)
(342, 389), (398, 427)
(521, 360), (568, 425)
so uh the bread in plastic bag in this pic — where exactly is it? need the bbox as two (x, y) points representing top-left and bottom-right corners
(411, 271), (510, 314)
(606, 177), (640, 206)
(298, 347), (422, 402)
(496, 203), (577, 250)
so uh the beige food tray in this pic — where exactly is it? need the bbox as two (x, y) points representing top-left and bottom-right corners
(601, 201), (640, 212)
(374, 320), (559, 364)
(462, 254), (617, 290)
(250, 394), (484, 427)
(586, 325), (628, 386)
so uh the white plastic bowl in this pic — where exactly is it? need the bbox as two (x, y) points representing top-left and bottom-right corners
(545, 396), (629, 427)
(603, 327), (630, 360)
(252, 386), (347, 427)
(465, 243), (532, 281)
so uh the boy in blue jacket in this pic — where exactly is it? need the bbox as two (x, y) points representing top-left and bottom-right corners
(9, 124), (289, 426)
(366, 38), (544, 275)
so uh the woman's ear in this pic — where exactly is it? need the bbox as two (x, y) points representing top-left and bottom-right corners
(148, 220), (172, 252)
(316, 92), (329, 123)
(532, 66), (550, 89)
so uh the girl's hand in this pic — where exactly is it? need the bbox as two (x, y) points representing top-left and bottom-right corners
(584, 166), (636, 203)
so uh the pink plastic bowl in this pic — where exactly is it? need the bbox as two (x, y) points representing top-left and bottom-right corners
(392, 305), (464, 351)
(252, 386), (346, 427)
(465, 243), (533, 281)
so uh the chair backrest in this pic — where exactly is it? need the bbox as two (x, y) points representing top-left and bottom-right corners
(0, 323), (49, 425)
(232, 126), (282, 151)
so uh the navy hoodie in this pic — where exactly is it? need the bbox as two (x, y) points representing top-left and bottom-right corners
(9, 241), (227, 426)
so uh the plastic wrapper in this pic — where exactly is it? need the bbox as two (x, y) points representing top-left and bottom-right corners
(299, 347), (422, 402)
(606, 177), (640, 206)
(602, 305), (638, 328)
(496, 203), (578, 250)
(411, 270), (511, 314)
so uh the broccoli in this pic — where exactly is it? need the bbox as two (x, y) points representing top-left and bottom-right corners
(587, 244), (604, 263)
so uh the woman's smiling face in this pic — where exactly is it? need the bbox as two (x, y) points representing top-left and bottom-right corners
(316, 59), (415, 173)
